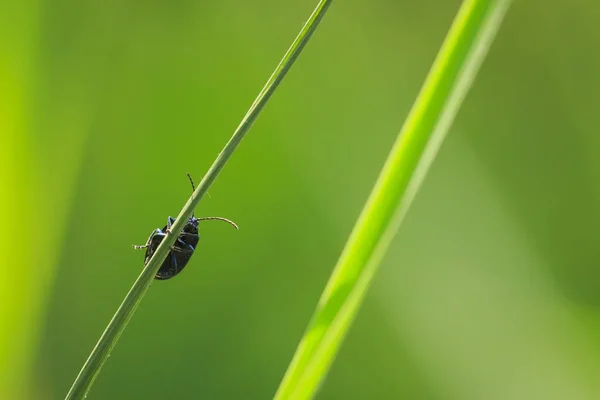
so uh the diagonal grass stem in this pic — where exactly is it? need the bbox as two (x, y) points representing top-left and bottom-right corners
(65, 1), (332, 398)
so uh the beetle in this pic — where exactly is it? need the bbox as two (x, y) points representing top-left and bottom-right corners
(133, 174), (238, 280)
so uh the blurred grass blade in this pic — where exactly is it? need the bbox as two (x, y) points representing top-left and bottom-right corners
(65, 1), (332, 399)
(0, 1), (40, 399)
(274, 0), (512, 399)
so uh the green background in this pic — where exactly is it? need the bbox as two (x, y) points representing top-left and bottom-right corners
(3, 0), (600, 399)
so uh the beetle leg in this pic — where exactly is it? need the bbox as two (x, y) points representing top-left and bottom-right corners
(171, 247), (194, 254)
(171, 239), (194, 254)
(132, 229), (163, 249)
(165, 216), (176, 233)
(171, 252), (179, 275)
(178, 232), (197, 239)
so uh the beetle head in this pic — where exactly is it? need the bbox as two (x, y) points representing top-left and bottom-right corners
(183, 217), (200, 234)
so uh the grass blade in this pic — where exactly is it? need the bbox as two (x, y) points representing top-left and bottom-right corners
(64, 1), (332, 398)
(274, 1), (512, 399)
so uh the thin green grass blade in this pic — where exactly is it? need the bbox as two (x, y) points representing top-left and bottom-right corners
(64, 1), (331, 399)
(274, 1), (512, 399)
(0, 2), (39, 398)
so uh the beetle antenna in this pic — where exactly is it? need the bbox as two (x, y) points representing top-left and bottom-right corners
(186, 173), (196, 192)
(196, 217), (239, 230)
(186, 173), (197, 217)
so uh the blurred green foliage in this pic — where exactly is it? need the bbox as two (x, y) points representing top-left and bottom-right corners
(3, 0), (600, 399)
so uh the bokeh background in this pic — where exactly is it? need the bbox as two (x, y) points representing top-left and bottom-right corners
(3, 0), (600, 399)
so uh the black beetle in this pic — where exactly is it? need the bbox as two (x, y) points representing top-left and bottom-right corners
(133, 174), (238, 280)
